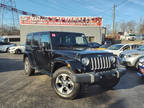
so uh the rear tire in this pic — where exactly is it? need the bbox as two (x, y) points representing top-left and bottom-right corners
(135, 61), (140, 70)
(24, 57), (35, 76)
(51, 66), (80, 99)
(99, 78), (120, 89)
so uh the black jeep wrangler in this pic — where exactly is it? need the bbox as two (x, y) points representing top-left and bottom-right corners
(23, 31), (125, 99)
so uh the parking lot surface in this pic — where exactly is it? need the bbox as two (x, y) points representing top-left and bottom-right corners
(0, 53), (144, 108)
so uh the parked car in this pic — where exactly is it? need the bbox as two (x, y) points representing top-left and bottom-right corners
(105, 44), (140, 56)
(88, 42), (101, 48)
(8, 44), (25, 54)
(23, 31), (125, 99)
(125, 34), (136, 41)
(0, 42), (15, 52)
(103, 40), (112, 46)
(96, 40), (112, 50)
(119, 45), (144, 69)
(136, 34), (144, 40)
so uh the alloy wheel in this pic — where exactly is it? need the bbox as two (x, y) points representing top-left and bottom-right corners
(55, 73), (74, 95)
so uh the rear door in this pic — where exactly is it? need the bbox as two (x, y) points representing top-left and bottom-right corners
(31, 33), (41, 66)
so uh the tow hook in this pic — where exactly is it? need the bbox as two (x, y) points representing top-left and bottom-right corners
(116, 70), (120, 78)
(99, 75), (103, 79)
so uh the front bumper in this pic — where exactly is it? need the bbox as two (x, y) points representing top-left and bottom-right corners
(8, 49), (16, 53)
(71, 68), (126, 84)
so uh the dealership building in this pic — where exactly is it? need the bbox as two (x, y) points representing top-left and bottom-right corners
(20, 16), (106, 44)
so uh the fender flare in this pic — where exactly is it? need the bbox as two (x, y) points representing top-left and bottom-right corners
(23, 52), (35, 68)
(52, 58), (83, 73)
(135, 56), (144, 68)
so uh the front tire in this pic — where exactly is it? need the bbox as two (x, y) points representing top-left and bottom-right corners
(15, 49), (22, 54)
(24, 57), (35, 76)
(6, 48), (9, 53)
(99, 78), (120, 89)
(51, 67), (80, 99)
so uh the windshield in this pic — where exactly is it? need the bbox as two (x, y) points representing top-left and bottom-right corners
(108, 44), (123, 50)
(51, 32), (88, 49)
(137, 45), (144, 51)
(129, 34), (136, 36)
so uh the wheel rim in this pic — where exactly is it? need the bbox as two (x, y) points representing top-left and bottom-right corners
(24, 60), (29, 73)
(55, 73), (74, 95)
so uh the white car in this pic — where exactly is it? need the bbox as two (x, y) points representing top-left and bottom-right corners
(125, 34), (136, 41)
(9, 44), (25, 54)
(105, 44), (141, 56)
(0, 42), (15, 52)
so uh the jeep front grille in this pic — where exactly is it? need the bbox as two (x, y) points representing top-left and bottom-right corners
(90, 56), (111, 70)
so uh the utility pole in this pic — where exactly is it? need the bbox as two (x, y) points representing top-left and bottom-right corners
(112, 3), (116, 38)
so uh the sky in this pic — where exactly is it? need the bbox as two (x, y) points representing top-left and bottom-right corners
(10, 0), (144, 26)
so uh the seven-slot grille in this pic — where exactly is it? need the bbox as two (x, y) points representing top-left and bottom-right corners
(90, 56), (111, 70)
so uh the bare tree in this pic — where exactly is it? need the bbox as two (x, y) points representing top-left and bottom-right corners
(139, 24), (144, 34)
(105, 24), (112, 34)
(0, 25), (20, 36)
(138, 17), (144, 34)
(126, 20), (136, 33)
(120, 21), (127, 32)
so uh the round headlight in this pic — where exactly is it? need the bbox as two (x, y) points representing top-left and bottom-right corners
(110, 56), (116, 63)
(139, 58), (144, 63)
(81, 57), (89, 66)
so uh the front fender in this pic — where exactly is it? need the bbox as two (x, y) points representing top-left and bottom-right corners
(135, 56), (144, 65)
(52, 57), (83, 72)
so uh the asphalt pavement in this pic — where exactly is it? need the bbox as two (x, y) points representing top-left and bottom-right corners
(0, 53), (144, 108)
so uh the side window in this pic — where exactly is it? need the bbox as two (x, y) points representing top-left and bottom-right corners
(40, 33), (51, 49)
(32, 33), (40, 47)
(64, 36), (72, 45)
(123, 45), (130, 51)
(26, 34), (32, 45)
(132, 45), (136, 49)
(135, 45), (139, 49)
(76, 36), (86, 44)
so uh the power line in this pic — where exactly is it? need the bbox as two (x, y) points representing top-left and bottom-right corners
(116, 0), (128, 8)
(28, 0), (80, 16)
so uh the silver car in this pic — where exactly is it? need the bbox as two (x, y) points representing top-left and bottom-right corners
(119, 45), (144, 68)
(0, 42), (15, 52)
(105, 44), (140, 56)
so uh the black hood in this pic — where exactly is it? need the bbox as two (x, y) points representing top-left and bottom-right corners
(53, 49), (113, 59)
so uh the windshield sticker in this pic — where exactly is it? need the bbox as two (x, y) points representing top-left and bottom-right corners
(52, 33), (56, 37)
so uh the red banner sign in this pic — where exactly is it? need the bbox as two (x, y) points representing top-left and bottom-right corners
(20, 16), (102, 27)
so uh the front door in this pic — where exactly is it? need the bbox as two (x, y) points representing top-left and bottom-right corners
(37, 32), (51, 71)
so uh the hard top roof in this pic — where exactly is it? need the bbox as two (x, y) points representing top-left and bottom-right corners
(27, 31), (84, 35)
